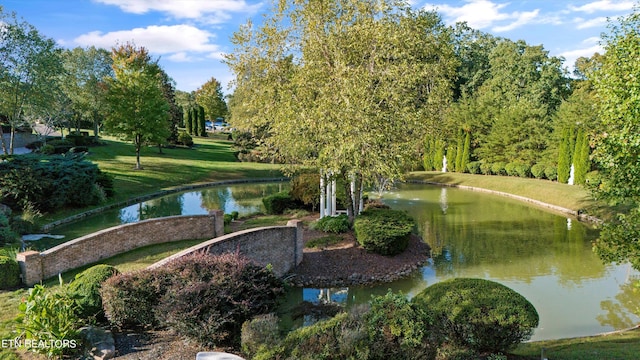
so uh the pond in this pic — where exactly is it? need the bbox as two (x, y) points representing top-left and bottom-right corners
(280, 183), (640, 341)
(30, 181), (289, 250)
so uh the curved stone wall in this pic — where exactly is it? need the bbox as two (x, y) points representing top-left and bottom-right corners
(18, 212), (223, 285)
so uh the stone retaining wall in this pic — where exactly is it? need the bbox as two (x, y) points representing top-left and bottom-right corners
(149, 220), (304, 278)
(18, 212), (224, 285)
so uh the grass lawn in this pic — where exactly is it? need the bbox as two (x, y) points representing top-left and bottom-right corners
(407, 171), (601, 215)
(40, 135), (283, 223)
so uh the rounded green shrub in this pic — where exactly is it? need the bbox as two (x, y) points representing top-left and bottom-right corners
(544, 164), (558, 181)
(514, 162), (531, 178)
(262, 191), (297, 215)
(530, 163), (546, 179)
(491, 162), (506, 176)
(0, 255), (21, 289)
(354, 208), (415, 256)
(465, 161), (481, 175)
(177, 131), (194, 147)
(480, 162), (492, 175)
(312, 214), (350, 233)
(504, 162), (518, 176)
(241, 313), (281, 357)
(68, 264), (120, 322)
(413, 278), (539, 354)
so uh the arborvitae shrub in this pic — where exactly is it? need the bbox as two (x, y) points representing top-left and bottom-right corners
(530, 163), (546, 179)
(0, 255), (21, 289)
(514, 162), (531, 178)
(545, 164), (558, 181)
(69, 264), (120, 322)
(262, 191), (297, 214)
(312, 214), (350, 233)
(491, 162), (506, 176)
(157, 252), (284, 348)
(177, 131), (193, 147)
(354, 208), (415, 256)
(413, 278), (539, 354)
(504, 162), (518, 176)
(466, 161), (481, 174)
(480, 162), (493, 175)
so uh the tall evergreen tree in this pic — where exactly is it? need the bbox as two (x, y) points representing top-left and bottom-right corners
(186, 107), (193, 135)
(461, 132), (471, 173)
(573, 129), (590, 185)
(199, 105), (207, 137)
(557, 127), (572, 183)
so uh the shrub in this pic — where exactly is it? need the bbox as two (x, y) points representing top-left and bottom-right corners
(491, 162), (506, 176)
(262, 191), (298, 215)
(544, 164), (558, 181)
(38, 143), (55, 154)
(68, 264), (120, 322)
(465, 161), (481, 175)
(514, 162), (531, 178)
(0, 255), (21, 289)
(231, 211), (239, 220)
(241, 313), (281, 357)
(504, 162), (517, 176)
(412, 278), (539, 354)
(177, 131), (193, 147)
(354, 208), (415, 256)
(291, 173), (321, 210)
(365, 291), (438, 360)
(363, 199), (390, 211)
(585, 170), (602, 190)
(157, 252), (284, 348)
(0, 213), (18, 246)
(480, 162), (493, 175)
(224, 213), (233, 225)
(311, 214), (350, 233)
(530, 163), (546, 179)
(16, 284), (82, 358)
(101, 269), (170, 329)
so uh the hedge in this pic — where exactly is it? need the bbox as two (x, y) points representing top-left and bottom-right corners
(354, 208), (415, 256)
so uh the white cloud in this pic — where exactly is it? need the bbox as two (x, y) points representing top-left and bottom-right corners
(166, 52), (197, 62)
(568, 0), (634, 14)
(559, 41), (603, 69)
(424, 0), (540, 31)
(94, 0), (263, 20)
(74, 24), (220, 55)
(574, 16), (608, 29)
(492, 9), (539, 32)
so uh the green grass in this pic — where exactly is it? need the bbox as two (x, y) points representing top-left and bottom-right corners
(40, 136), (283, 223)
(306, 234), (343, 248)
(407, 171), (599, 215)
(513, 328), (640, 359)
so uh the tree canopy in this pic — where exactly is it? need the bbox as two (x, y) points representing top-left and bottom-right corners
(102, 43), (170, 170)
(226, 0), (457, 219)
(195, 76), (228, 121)
(591, 6), (640, 270)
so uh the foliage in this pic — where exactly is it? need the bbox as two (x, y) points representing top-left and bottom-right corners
(480, 162), (492, 175)
(465, 161), (481, 174)
(0, 153), (112, 212)
(0, 8), (63, 155)
(156, 252), (284, 348)
(290, 173), (321, 210)
(305, 234), (343, 248)
(544, 164), (558, 181)
(0, 213), (18, 246)
(354, 208), (415, 256)
(102, 42), (170, 169)
(262, 191), (298, 215)
(226, 0), (458, 221)
(490, 162), (506, 176)
(412, 278), (539, 353)
(101, 269), (169, 329)
(68, 264), (120, 322)
(573, 128), (591, 185)
(0, 255), (21, 290)
(365, 291), (438, 360)
(530, 163), (546, 179)
(195, 76), (229, 121)
(557, 127), (573, 183)
(241, 313), (281, 357)
(177, 131), (194, 147)
(16, 284), (82, 358)
(224, 213), (233, 225)
(591, 6), (640, 270)
(311, 214), (350, 234)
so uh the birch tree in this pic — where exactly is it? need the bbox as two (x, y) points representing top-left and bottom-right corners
(226, 0), (457, 220)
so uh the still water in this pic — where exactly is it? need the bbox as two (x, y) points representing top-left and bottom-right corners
(32, 182), (289, 250)
(283, 183), (640, 341)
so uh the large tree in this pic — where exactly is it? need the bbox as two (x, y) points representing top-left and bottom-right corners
(103, 43), (170, 169)
(226, 0), (457, 220)
(195, 77), (228, 121)
(0, 9), (63, 154)
(61, 46), (113, 137)
(591, 7), (640, 270)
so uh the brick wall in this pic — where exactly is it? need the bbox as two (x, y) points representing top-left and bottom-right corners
(18, 212), (223, 285)
(149, 220), (304, 277)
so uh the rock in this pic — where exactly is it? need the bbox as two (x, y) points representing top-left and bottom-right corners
(79, 326), (115, 360)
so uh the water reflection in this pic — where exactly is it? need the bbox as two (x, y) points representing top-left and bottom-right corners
(289, 184), (639, 341)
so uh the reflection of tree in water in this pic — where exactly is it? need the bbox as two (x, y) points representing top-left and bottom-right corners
(389, 186), (604, 283)
(598, 277), (640, 330)
(140, 196), (184, 220)
(200, 187), (231, 212)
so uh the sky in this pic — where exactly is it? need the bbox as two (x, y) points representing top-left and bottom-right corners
(2, 0), (636, 93)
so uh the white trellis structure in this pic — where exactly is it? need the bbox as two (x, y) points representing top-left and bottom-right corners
(319, 170), (364, 219)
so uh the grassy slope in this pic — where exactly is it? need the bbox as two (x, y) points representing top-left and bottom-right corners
(407, 171), (599, 214)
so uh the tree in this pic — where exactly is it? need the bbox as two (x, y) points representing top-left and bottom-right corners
(557, 127), (572, 183)
(156, 68), (181, 145)
(0, 9), (63, 154)
(198, 105), (206, 137)
(61, 46), (113, 137)
(591, 6), (640, 270)
(195, 77), (228, 121)
(226, 0), (457, 221)
(185, 107), (193, 135)
(103, 43), (170, 169)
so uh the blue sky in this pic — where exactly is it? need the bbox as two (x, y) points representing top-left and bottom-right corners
(2, 0), (636, 93)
